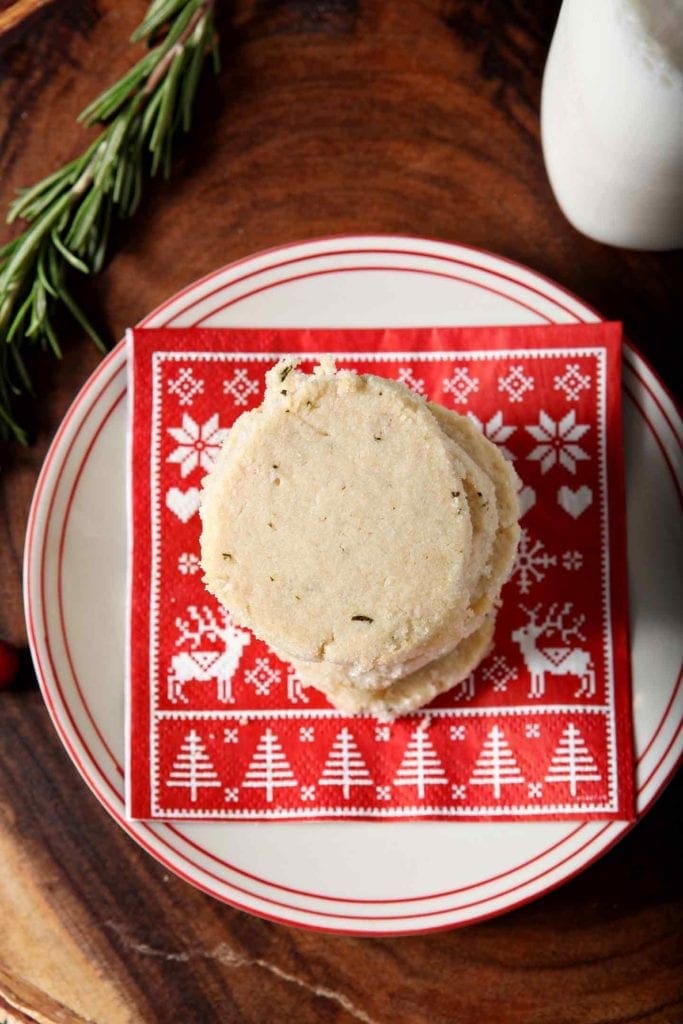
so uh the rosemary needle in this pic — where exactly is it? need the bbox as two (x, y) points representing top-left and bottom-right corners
(0, 0), (219, 444)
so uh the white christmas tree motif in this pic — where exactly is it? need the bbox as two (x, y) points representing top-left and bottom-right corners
(469, 726), (525, 799)
(396, 366), (426, 395)
(393, 724), (448, 799)
(318, 727), (373, 799)
(166, 730), (221, 802)
(545, 723), (602, 796)
(498, 365), (534, 403)
(442, 366), (480, 405)
(467, 411), (517, 461)
(167, 413), (228, 477)
(242, 728), (297, 802)
(223, 367), (259, 407)
(481, 654), (516, 692)
(167, 366), (204, 406)
(526, 410), (590, 474)
(554, 363), (591, 402)
(512, 528), (557, 595)
(244, 656), (281, 696)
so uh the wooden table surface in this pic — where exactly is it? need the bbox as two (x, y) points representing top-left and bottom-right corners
(1, 2), (681, 1022)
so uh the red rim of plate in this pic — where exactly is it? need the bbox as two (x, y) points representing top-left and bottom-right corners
(24, 236), (683, 934)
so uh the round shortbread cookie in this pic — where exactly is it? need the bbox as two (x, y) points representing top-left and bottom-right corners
(399, 407), (520, 674)
(201, 360), (479, 673)
(430, 404), (520, 608)
(338, 424), (500, 689)
(293, 519), (519, 703)
(294, 615), (496, 720)
(287, 432), (499, 693)
(294, 406), (520, 701)
(429, 404), (521, 529)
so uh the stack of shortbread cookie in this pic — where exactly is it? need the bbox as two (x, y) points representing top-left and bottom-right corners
(200, 359), (520, 719)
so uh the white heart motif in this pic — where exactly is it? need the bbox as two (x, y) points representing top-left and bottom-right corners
(557, 485), (593, 519)
(166, 487), (201, 523)
(518, 485), (536, 518)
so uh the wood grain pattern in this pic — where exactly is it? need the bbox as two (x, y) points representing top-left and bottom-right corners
(0, 0), (58, 35)
(0, 2), (681, 1022)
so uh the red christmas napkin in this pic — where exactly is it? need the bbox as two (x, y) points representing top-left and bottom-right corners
(127, 323), (634, 821)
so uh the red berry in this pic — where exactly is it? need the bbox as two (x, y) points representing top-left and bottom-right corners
(0, 640), (20, 690)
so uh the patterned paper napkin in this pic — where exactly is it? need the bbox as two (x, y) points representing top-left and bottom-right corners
(127, 323), (634, 822)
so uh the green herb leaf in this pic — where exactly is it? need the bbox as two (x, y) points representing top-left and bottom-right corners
(0, 0), (219, 443)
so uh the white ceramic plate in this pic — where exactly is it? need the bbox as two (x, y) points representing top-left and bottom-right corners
(24, 236), (682, 935)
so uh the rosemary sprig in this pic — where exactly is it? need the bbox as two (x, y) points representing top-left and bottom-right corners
(0, 0), (219, 443)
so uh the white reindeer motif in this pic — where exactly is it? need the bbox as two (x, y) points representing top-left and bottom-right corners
(512, 603), (595, 699)
(168, 605), (251, 704)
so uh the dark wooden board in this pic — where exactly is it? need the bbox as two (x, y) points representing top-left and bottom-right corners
(1, 2), (681, 1021)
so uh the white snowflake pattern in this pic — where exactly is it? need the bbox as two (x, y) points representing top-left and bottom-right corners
(300, 785), (317, 801)
(167, 367), (204, 406)
(481, 655), (516, 692)
(244, 657), (281, 696)
(374, 726), (391, 742)
(467, 411), (517, 461)
(299, 726), (315, 742)
(167, 413), (228, 478)
(223, 368), (259, 407)
(376, 786), (392, 801)
(223, 728), (240, 743)
(177, 552), (201, 575)
(498, 365), (534, 403)
(451, 784), (467, 800)
(396, 366), (426, 395)
(224, 787), (240, 802)
(526, 410), (590, 474)
(443, 366), (480, 405)
(449, 724), (466, 741)
(525, 723), (541, 739)
(528, 782), (543, 798)
(562, 550), (584, 571)
(554, 364), (591, 403)
(512, 528), (557, 595)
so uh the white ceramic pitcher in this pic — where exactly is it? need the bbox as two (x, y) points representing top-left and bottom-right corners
(541, 0), (683, 250)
